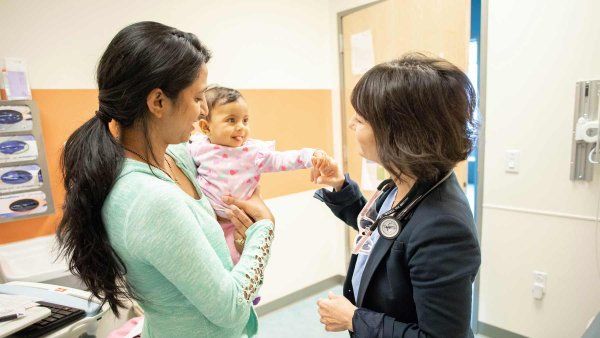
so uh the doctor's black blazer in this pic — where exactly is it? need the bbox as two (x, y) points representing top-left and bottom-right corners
(314, 173), (481, 338)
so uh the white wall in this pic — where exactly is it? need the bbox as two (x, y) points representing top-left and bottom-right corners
(262, 190), (347, 304)
(0, 0), (332, 89)
(480, 0), (600, 337)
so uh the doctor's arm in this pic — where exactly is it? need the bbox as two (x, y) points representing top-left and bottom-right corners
(313, 173), (366, 230)
(312, 157), (366, 230)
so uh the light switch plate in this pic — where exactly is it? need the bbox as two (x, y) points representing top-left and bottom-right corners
(506, 150), (520, 173)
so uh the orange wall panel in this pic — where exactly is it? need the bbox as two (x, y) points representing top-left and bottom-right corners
(0, 89), (332, 244)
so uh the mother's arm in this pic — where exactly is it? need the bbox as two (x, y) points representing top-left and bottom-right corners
(125, 192), (274, 328)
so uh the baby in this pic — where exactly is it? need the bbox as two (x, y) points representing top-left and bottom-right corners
(189, 85), (327, 265)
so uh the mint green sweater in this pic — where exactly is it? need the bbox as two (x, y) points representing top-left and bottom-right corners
(103, 144), (274, 338)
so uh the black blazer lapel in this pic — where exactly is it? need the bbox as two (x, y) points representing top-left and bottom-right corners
(356, 237), (394, 307)
(354, 186), (395, 307)
(343, 254), (358, 304)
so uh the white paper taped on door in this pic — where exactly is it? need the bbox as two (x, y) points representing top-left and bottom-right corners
(351, 30), (375, 75)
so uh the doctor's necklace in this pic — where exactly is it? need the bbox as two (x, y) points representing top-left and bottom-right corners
(123, 147), (179, 184)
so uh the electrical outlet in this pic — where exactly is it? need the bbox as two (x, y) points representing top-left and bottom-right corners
(532, 271), (547, 300)
(533, 271), (547, 287)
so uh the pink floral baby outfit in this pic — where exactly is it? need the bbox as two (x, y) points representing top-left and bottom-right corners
(188, 134), (315, 264)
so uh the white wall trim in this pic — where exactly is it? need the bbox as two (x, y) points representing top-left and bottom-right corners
(483, 203), (597, 222)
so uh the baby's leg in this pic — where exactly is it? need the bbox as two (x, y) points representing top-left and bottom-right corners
(220, 221), (242, 265)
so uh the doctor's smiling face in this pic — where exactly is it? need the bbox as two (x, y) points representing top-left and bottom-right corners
(348, 113), (379, 163)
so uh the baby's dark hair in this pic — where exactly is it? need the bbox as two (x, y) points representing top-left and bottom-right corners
(203, 85), (243, 120)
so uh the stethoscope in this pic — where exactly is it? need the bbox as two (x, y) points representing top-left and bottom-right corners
(371, 171), (453, 240)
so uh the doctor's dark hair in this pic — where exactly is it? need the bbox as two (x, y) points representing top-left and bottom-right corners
(350, 53), (477, 183)
(56, 21), (211, 316)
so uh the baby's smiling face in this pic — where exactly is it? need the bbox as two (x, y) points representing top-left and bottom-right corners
(200, 98), (250, 147)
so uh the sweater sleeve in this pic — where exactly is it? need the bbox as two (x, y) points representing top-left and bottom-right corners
(255, 148), (315, 173)
(124, 192), (274, 329)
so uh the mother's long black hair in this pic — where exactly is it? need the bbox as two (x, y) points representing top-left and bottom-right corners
(56, 21), (211, 315)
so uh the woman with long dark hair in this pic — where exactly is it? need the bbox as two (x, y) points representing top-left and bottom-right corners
(57, 21), (275, 337)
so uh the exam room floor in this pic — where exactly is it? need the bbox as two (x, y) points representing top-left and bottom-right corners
(257, 285), (347, 338)
(256, 285), (491, 338)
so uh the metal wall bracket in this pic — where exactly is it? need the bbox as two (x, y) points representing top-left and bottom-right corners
(570, 80), (600, 181)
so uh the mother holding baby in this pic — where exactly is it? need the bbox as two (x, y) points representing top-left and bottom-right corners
(56, 21), (276, 338)
(56, 20), (480, 338)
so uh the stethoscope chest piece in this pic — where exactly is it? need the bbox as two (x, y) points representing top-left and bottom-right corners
(378, 216), (402, 240)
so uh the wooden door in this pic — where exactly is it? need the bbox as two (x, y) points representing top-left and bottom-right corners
(340, 0), (471, 250)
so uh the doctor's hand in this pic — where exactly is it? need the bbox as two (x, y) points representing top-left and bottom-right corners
(311, 155), (345, 191)
(317, 292), (357, 332)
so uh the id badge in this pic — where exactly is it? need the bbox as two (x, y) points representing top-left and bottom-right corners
(352, 228), (374, 255)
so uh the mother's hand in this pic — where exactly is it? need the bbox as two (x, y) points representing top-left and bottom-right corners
(222, 186), (275, 253)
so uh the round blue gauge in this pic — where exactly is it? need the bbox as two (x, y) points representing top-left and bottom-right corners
(0, 110), (23, 125)
(9, 199), (40, 212)
(0, 140), (29, 155)
(1, 170), (33, 185)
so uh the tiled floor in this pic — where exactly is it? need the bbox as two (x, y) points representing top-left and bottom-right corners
(257, 285), (347, 338)
(257, 285), (491, 338)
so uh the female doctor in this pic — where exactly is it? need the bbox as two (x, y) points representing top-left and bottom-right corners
(312, 53), (481, 338)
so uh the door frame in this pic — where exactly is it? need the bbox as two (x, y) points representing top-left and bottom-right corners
(337, 0), (387, 268)
(472, 0), (488, 333)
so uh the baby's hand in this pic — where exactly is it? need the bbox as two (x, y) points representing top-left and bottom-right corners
(311, 149), (327, 162)
(311, 153), (345, 191)
(311, 149), (330, 172)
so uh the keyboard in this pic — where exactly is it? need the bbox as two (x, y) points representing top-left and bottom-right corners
(11, 301), (86, 337)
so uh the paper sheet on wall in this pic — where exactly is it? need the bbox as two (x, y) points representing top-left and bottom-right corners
(3, 58), (32, 100)
(351, 30), (375, 75)
(361, 158), (388, 191)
